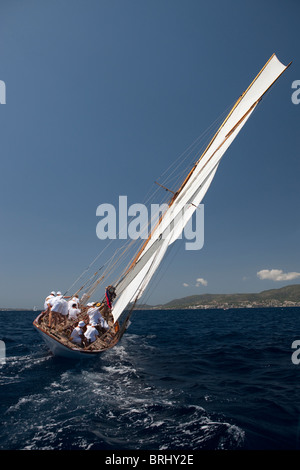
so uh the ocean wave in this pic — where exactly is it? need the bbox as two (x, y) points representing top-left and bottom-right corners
(1, 308), (299, 449)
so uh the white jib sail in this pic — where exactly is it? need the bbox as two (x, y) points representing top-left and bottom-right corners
(111, 54), (290, 323)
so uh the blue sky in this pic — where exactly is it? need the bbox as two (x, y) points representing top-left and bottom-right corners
(0, 0), (299, 308)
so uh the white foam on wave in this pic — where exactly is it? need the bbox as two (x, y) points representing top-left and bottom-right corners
(102, 364), (137, 376)
(3, 352), (51, 373)
(158, 406), (245, 450)
(6, 393), (48, 414)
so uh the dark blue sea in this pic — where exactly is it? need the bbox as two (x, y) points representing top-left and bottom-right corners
(1, 307), (300, 453)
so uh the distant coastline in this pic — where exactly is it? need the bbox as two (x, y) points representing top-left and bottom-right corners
(0, 308), (37, 312)
(2, 284), (300, 311)
(138, 284), (300, 310)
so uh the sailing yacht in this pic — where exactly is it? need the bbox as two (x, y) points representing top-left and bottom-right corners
(33, 53), (291, 359)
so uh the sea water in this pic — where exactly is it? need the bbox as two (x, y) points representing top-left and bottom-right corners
(0, 308), (300, 450)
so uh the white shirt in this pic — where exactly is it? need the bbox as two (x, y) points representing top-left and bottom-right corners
(44, 295), (56, 310)
(68, 307), (81, 320)
(87, 307), (109, 329)
(51, 296), (69, 316)
(68, 297), (79, 310)
(87, 307), (109, 330)
(100, 316), (109, 330)
(70, 326), (83, 344)
(84, 325), (99, 343)
(87, 307), (101, 324)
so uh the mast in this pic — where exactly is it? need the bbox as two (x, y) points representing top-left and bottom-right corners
(168, 54), (291, 208)
(108, 54), (291, 323)
(125, 54), (291, 275)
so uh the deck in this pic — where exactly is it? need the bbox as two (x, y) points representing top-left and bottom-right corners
(34, 309), (121, 353)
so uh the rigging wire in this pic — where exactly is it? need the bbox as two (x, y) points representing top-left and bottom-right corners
(65, 100), (235, 300)
(157, 101), (235, 190)
(139, 238), (182, 308)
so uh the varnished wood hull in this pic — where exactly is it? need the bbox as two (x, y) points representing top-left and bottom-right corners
(33, 312), (121, 359)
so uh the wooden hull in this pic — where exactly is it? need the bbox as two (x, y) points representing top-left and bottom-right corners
(33, 313), (121, 359)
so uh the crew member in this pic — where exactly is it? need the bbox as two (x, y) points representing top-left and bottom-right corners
(84, 322), (99, 345)
(68, 303), (81, 321)
(87, 303), (109, 330)
(70, 321), (85, 345)
(49, 291), (69, 328)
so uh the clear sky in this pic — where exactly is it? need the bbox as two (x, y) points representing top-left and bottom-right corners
(0, 0), (299, 309)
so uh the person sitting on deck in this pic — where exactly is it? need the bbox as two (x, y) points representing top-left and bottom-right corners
(68, 303), (81, 321)
(84, 321), (99, 345)
(70, 321), (85, 346)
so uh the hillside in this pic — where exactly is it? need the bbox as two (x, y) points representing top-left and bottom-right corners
(152, 284), (300, 310)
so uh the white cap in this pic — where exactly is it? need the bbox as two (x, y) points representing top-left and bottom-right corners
(78, 321), (85, 327)
(51, 291), (56, 295)
(87, 302), (94, 306)
(91, 321), (98, 327)
(56, 291), (62, 296)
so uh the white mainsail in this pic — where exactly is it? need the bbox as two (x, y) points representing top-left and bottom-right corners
(111, 54), (290, 323)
